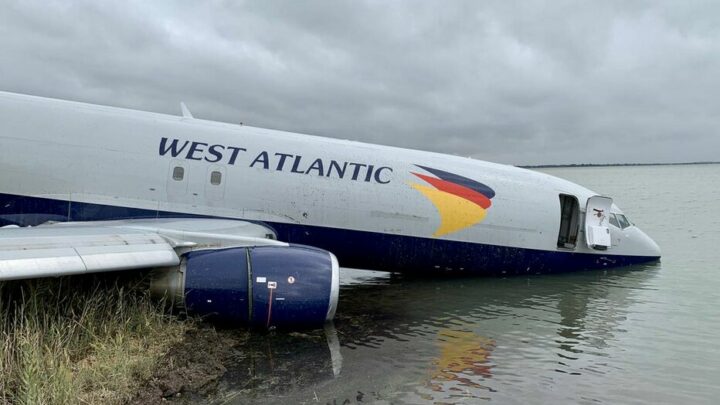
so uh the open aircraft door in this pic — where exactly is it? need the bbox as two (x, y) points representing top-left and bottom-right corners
(585, 196), (613, 250)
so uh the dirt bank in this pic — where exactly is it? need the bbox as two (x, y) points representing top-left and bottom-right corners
(131, 325), (249, 404)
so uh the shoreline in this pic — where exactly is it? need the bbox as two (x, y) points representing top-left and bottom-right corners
(520, 161), (719, 169)
(0, 275), (227, 404)
(130, 326), (248, 404)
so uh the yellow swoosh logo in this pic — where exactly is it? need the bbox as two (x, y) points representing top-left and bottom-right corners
(410, 183), (488, 237)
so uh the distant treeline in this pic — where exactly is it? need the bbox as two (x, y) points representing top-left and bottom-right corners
(519, 161), (720, 169)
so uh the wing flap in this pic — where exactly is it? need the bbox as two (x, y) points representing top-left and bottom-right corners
(0, 228), (180, 281)
(75, 244), (179, 272)
(0, 248), (86, 280)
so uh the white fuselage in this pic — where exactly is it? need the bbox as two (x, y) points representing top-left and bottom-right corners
(0, 92), (660, 275)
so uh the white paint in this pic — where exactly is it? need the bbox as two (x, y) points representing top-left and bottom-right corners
(0, 91), (662, 273)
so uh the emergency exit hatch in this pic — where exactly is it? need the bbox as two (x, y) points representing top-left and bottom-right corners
(585, 196), (613, 250)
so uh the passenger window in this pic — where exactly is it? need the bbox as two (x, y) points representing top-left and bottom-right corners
(617, 214), (631, 229)
(609, 213), (620, 228)
(210, 171), (222, 185)
(172, 166), (184, 181)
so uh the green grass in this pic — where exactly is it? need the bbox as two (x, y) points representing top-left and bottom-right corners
(0, 273), (191, 404)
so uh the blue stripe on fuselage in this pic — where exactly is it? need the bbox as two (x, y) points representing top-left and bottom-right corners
(0, 193), (658, 276)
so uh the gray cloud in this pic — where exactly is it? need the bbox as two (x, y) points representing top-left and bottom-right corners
(1, 0), (718, 165)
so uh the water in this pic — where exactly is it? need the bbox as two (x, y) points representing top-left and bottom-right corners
(211, 164), (720, 404)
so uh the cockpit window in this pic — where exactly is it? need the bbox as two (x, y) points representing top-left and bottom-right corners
(617, 214), (632, 229)
(609, 213), (620, 228)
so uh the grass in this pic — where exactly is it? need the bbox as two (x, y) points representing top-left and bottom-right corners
(0, 273), (192, 404)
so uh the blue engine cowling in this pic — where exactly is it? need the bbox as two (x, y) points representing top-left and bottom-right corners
(151, 245), (339, 329)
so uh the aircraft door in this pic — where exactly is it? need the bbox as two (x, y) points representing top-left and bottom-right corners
(585, 196), (613, 250)
(205, 166), (226, 202)
(167, 160), (188, 201)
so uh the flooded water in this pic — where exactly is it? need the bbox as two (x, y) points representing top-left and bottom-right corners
(211, 164), (720, 404)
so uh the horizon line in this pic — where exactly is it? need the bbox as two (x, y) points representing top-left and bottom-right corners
(519, 161), (719, 169)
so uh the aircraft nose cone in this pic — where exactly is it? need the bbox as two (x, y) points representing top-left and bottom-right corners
(638, 228), (661, 259)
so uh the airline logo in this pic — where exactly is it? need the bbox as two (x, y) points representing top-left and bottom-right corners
(410, 165), (495, 237)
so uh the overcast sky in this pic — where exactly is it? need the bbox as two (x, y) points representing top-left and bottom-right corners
(1, 1), (718, 165)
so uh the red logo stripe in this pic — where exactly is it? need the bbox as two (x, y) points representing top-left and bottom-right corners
(411, 172), (492, 209)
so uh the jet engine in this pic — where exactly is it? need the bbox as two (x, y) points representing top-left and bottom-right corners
(150, 245), (339, 329)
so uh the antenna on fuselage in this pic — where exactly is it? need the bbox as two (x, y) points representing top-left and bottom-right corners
(180, 102), (194, 119)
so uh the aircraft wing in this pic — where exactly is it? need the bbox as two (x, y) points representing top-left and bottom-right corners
(0, 218), (284, 281)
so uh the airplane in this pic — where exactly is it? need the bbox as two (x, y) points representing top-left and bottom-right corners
(0, 91), (661, 329)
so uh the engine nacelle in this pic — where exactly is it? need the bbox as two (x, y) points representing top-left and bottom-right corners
(151, 245), (339, 329)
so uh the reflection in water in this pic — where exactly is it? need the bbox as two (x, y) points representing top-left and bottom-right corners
(214, 265), (658, 404)
(211, 326), (342, 404)
(556, 290), (590, 360)
(324, 323), (343, 378)
(427, 329), (496, 398)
